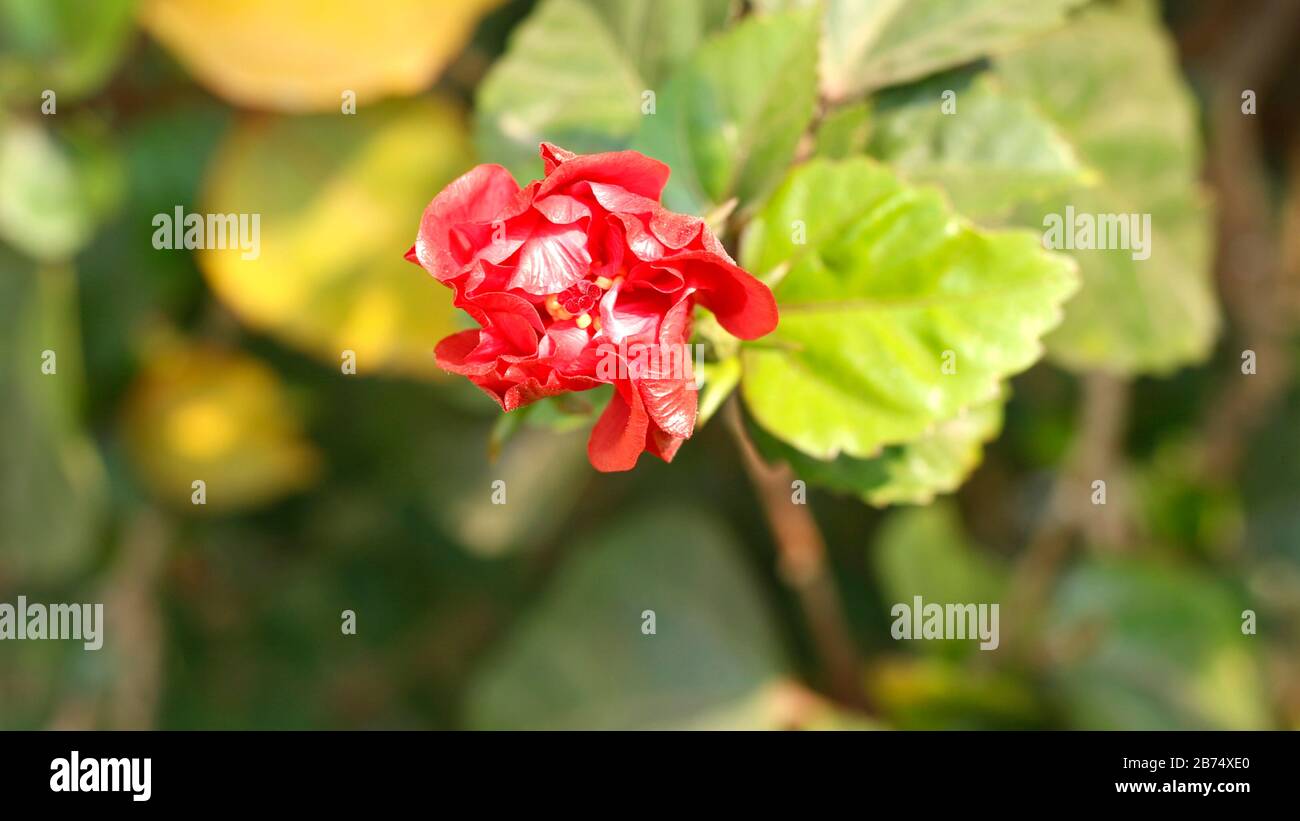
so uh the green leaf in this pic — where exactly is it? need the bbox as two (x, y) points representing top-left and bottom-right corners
(1047, 558), (1268, 729)
(632, 8), (819, 216)
(475, 0), (646, 183)
(994, 4), (1218, 373)
(739, 157), (1076, 460)
(815, 100), (872, 160)
(586, 0), (733, 87)
(465, 507), (789, 729)
(868, 655), (1044, 729)
(0, 116), (123, 262)
(0, 0), (136, 103)
(867, 72), (1088, 221)
(427, 425), (593, 558)
(200, 97), (472, 378)
(820, 0), (1087, 101)
(0, 254), (105, 582)
(754, 389), (1004, 506)
(873, 503), (1006, 609)
(696, 355), (741, 427)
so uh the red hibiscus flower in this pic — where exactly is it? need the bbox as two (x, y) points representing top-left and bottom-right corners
(406, 143), (778, 472)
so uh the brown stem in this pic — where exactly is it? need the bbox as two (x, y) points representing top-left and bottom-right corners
(723, 398), (868, 710)
(1006, 372), (1130, 660)
(1196, 1), (1300, 477)
(103, 508), (168, 729)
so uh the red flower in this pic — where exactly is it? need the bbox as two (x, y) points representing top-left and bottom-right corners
(406, 143), (778, 472)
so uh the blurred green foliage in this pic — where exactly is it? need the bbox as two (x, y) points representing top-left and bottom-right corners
(0, 0), (1297, 730)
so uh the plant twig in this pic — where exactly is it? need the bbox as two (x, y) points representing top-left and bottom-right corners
(723, 397), (868, 710)
(1006, 372), (1130, 659)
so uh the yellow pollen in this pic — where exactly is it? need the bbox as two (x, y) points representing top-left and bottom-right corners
(592, 318), (602, 332)
(595, 276), (613, 289)
(576, 313), (592, 329)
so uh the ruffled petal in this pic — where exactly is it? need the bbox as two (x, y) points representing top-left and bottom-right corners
(587, 383), (650, 472)
(415, 164), (522, 280)
(507, 216), (592, 295)
(538, 149), (670, 201)
(658, 252), (778, 340)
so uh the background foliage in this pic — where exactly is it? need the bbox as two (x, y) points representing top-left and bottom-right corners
(1, 0), (1298, 730)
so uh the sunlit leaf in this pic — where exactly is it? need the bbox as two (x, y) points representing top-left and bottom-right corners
(120, 344), (321, 513)
(0, 116), (123, 262)
(995, 3), (1218, 373)
(138, 0), (501, 111)
(754, 389), (1004, 506)
(867, 71), (1088, 221)
(739, 157), (1076, 460)
(200, 98), (471, 378)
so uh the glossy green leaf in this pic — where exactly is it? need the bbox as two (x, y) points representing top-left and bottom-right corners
(466, 508), (789, 729)
(820, 0), (1086, 101)
(995, 4), (1218, 373)
(739, 158), (1076, 460)
(867, 72), (1088, 221)
(754, 389), (1004, 506)
(633, 8), (819, 216)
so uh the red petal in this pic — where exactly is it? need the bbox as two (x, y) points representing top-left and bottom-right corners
(587, 384), (650, 472)
(646, 427), (686, 463)
(415, 165), (523, 280)
(508, 216), (592, 295)
(663, 252), (779, 340)
(598, 278), (669, 344)
(538, 149), (670, 202)
(540, 142), (578, 174)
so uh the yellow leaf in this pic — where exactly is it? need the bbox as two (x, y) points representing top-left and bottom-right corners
(121, 345), (321, 513)
(200, 97), (473, 378)
(139, 0), (501, 111)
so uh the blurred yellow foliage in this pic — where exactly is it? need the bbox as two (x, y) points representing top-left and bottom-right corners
(120, 344), (321, 513)
(199, 97), (473, 378)
(138, 0), (502, 111)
